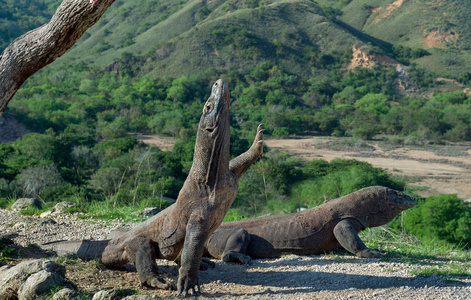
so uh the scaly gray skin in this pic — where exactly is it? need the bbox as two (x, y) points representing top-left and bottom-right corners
(204, 186), (416, 264)
(42, 79), (264, 296)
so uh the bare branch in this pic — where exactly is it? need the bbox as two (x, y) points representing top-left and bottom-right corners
(0, 0), (116, 119)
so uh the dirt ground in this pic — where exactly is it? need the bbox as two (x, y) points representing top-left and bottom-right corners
(138, 134), (471, 201)
(60, 253), (470, 299)
(264, 137), (471, 201)
(135, 134), (176, 152)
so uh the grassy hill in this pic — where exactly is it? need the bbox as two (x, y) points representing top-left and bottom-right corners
(0, 0), (61, 50)
(3, 0), (471, 80)
(53, 0), (363, 78)
(336, 0), (471, 78)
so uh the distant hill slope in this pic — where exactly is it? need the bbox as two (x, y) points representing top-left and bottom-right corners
(337, 0), (471, 78)
(0, 115), (30, 143)
(2, 0), (471, 80)
(54, 0), (364, 78)
(0, 0), (61, 50)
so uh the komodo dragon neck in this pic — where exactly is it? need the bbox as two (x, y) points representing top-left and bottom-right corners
(189, 81), (230, 190)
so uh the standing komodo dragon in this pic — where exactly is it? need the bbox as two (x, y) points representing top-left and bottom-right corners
(204, 186), (416, 264)
(43, 79), (264, 296)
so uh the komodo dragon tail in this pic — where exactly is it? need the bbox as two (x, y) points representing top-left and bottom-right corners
(41, 239), (110, 260)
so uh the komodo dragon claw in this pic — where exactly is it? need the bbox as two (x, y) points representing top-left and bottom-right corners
(222, 252), (252, 265)
(141, 277), (176, 290)
(200, 257), (216, 270)
(177, 281), (201, 297)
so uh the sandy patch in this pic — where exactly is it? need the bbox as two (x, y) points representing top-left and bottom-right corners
(135, 134), (175, 151)
(265, 137), (471, 201)
(371, 0), (404, 24)
(421, 30), (458, 49)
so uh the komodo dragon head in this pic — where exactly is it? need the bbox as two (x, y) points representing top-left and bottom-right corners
(191, 79), (231, 186)
(362, 187), (417, 227)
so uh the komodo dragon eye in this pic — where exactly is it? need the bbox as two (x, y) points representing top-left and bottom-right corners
(396, 192), (403, 197)
(203, 102), (213, 114)
(205, 104), (212, 112)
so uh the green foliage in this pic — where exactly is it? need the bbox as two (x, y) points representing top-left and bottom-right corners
(359, 226), (471, 273)
(0, 127), (193, 209)
(83, 200), (171, 222)
(354, 93), (390, 115)
(234, 156), (403, 217)
(0, 0), (60, 51)
(291, 158), (403, 207)
(0, 236), (18, 262)
(390, 194), (471, 247)
(392, 45), (430, 63)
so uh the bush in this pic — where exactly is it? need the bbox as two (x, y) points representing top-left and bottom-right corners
(291, 159), (403, 207)
(392, 194), (471, 247)
(272, 127), (289, 138)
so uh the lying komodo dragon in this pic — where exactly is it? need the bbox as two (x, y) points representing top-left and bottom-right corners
(204, 186), (416, 264)
(43, 79), (264, 296)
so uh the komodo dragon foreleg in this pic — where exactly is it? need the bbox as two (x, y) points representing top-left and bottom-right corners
(333, 219), (382, 258)
(230, 123), (264, 179)
(125, 237), (173, 289)
(176, 215), (209, 296)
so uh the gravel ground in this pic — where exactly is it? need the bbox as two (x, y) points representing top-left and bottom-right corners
(1, 208), (470, 299)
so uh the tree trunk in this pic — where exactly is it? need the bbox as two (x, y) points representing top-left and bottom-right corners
(0, 0), (116, 120)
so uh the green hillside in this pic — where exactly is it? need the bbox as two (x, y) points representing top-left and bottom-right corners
(4, 0), (471, 80)
(54, 0), (362, 78)
(337, 0), (471, 78)
(0, 0), (61, 50)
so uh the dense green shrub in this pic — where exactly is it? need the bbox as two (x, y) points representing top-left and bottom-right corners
(392, 194), (471, 247)
(234, 157), (404, 217)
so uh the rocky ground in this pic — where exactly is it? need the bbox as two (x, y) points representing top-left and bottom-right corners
(1, 208), (470, 299)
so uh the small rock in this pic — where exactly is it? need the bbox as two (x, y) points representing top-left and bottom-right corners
(17, 269), (64, 300)
(141, 207), (161, 217)
(0, 260), (65, 299)
(122, 296), (154, 300)
(40, 211), (53, 218)
(92, 290), (110, 300)
(52, 202), (77, 215)
(52, 287), (80, 300)
(92, 288), (134, 300)
(0, 265), (11, 273)
(11, 198), (42, 211)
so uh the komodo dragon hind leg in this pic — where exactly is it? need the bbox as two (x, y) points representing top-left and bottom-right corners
(333, 219), (382, 258)
(125, 237), (175, 290)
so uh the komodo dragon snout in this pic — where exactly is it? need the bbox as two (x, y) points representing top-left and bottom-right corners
(201, 79), (229, 133)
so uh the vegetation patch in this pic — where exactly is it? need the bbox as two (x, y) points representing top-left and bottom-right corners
(0, 236), (18, 262)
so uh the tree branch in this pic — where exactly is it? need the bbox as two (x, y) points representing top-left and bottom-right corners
(0, 0), (116, 119)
